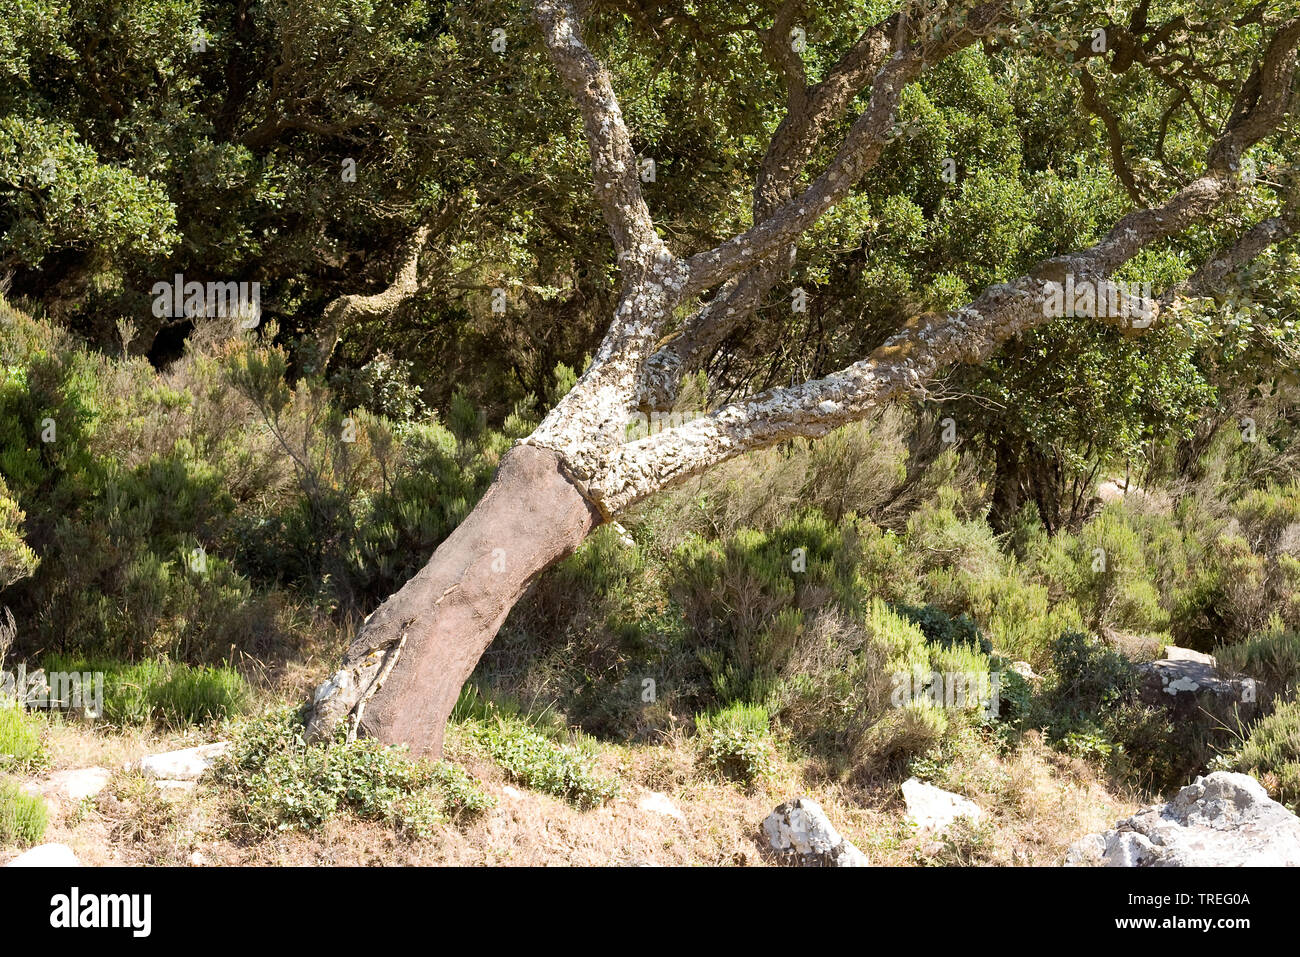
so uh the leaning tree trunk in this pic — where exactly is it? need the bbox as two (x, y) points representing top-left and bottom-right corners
(305, 443), (600, 756)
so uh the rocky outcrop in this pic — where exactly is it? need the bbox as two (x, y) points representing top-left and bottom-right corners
(1137, 646), (1258, 722)
(762, 797), (869, 866)
(1066, 772), (1300, 866)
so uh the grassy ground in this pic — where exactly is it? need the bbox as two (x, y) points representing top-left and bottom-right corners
(1, 704), (1138, 867)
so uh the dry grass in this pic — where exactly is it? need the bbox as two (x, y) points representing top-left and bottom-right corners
(1, 708), (1142, 867)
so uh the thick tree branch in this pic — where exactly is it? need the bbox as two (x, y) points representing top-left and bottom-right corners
(639, 7), (959, 407)
(597, 15), (1300, 513)
(535, 0), (665, 272)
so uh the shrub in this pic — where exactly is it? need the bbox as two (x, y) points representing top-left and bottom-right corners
(215, 707), (493, 836)
(1229, 697), (1300, 810)
(1216, 626), (1300, 701)
(463, 711), (618, 809)
(775, 600), (983, 780)
(694, 702), (773, 785)
(0, 703), (44, 771)
(895, 602), (990, 655)
(0, 476), (37, 589)
(0, 778), (47, 846)
(1030, 506), (1169, 638)
(1043, 630), (1134, 720)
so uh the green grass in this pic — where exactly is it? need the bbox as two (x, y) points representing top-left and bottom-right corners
(0, 778), (47, 846)
(0, 705), (44, 771)
(41, 656), (249, 728)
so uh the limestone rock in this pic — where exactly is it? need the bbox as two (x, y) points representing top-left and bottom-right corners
(902, 777), (984, 834)
(36, 767), (112, 802)
(134, 742), (229, 781)
(1137, 646), (1258, 722)
(762, 797), (869, 866)
(1066, 772), (1300, 866)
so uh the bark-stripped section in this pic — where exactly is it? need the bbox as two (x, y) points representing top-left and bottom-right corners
(305, 444), (599, 755)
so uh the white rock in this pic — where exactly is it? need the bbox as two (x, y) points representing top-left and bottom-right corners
(902, 777), (984, 834)
(1066, 772), (1300, 866)
(502, 785), (524, 799)
(762, 797), (869, 867)
(39, 767), (112, 802)
(5, 844), (81, 867)
(135, 742), (229, 781)
(637, 791), (684, 821)
(1163, 645), (1216, 666)
(1009, 660), (1040, 681)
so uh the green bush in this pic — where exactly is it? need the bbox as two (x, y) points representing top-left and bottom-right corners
(694, 702), (773, 786)
(0, 476), (37, 589)
(215, 707), (493, 836)
(1229, 697), (1300, 811)
(895, 602), (990, 655)
(0, 704), (44, 771)
(1216, 626), (1300, 701)
(775, 600), (982, 780)
(465, 712), (619, 810)
(1029, 506), (1169, 638)
(0, 778), (47, 846)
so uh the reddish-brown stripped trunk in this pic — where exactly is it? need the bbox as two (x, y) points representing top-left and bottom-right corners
(307, 444), (599, 757)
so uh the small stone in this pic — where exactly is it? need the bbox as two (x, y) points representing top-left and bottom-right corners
(5, 844), (81, 867)
(637, 791), (684, 821)
(134, 742), (229, 781)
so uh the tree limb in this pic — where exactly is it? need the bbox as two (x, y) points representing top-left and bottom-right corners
(312, 221), (436, 372)
(534, 0), (664, 272)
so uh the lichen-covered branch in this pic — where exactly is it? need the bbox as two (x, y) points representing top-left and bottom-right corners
(313, 221), (434, 371)
(534, 0), (663, 270)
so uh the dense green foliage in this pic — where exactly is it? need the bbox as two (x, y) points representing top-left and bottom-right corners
(215, 705), (494, 835)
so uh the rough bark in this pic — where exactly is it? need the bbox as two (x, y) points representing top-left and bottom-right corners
(305, 444), (599, 755)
